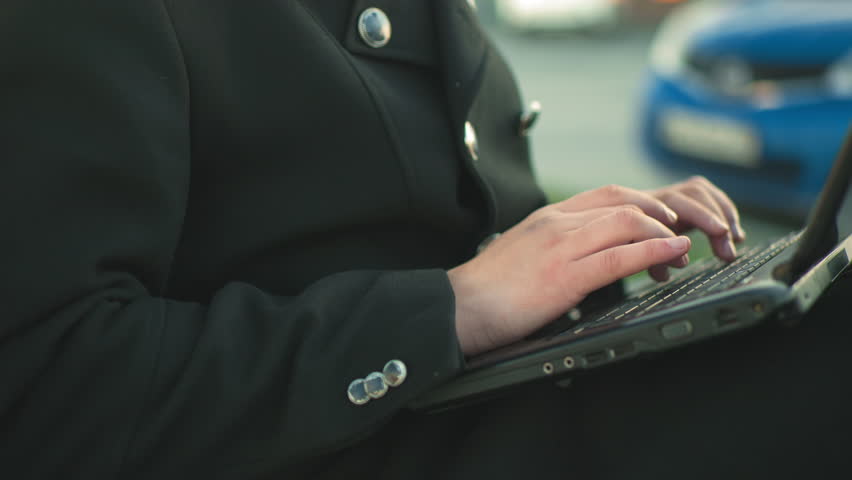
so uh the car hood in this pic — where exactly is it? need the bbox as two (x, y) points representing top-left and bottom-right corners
(686, 0), (852, 65)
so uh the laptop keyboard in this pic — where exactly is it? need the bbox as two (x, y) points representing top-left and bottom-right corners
(533, 231), (801, 340)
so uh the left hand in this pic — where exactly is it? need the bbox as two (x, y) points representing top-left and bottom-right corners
(645, 174), (745, 257)
(565, 176), (746, 281)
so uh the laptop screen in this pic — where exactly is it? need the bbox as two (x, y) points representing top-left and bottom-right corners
(836, 168), (852, 241)
(788, 122), (852, 280)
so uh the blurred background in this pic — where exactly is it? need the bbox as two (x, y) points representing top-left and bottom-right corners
(473, 0), (852, 254)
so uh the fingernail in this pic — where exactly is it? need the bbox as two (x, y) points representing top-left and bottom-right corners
(712, 217), (730, 233)
(724, 238), (737, 259)
(679, 253), (690, 266)
(666, 236), (690, 251)
(733, 223), (746, 241)
(665, 208), (679, 225)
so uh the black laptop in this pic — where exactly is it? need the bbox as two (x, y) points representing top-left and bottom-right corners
(410, 122), (852, 413)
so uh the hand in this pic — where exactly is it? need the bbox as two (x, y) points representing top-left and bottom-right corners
(448, 179), (746, 356)
(644, 175), (746, 263)
(449, 185), (691, 355)
(571, 178), (746, 280)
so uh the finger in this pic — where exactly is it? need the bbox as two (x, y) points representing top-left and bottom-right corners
(655, 190), (730, 238)
(555, 184), (679, 227)
(689, 176), (746, 241)
(572, 236), (692, 296)
(657, 188), (738, 260)
(678, 181), (727, 227)
(518, 206), (643, 240)
(563, 207), (678, 259)
(710, 232), (738, 262)
(556, 205), (644, 229)
(649, 253), (689, 282)
(663, 190), (737, 261)
(670, 252), (690, 268)
(649, 264), (669, 282)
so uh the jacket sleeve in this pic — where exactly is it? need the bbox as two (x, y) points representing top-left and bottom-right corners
(0, 1), (465, 477)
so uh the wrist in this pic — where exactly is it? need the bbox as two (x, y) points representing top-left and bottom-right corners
(447, 265), (500, 356)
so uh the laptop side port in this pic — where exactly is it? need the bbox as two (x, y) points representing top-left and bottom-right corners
(660, 319), (693, 340)
(716, 308), (739, 328)
(584, 349), (613, 366)
(611, 342), (635, 358)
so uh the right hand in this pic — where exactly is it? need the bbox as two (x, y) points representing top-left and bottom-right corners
(448, 185), (695, 356)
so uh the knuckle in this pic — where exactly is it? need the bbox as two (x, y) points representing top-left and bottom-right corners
(627, 204), (644, 215)
(524, 211), (545, 225)
(680, 183), (702, 196)
(526, 205), (552, 222)
(527, 212), (558, 232)
(601, 184), (624, 201)
(526, 214), (566, 248)
(600, 249), (623, 274)
(646, 239), (668, 259)
(654, 190), (674, 203)
(688, 175), (713, 190)
(613, 206), (641, 226)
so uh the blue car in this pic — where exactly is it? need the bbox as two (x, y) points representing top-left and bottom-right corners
(638, 0), (852, 221)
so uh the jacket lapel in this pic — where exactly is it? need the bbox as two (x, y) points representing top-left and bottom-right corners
(433, 0), (499, 237)
(432, 0), (489, 128)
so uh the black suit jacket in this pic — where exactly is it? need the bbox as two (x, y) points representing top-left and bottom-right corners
(0, 0), (545, 477)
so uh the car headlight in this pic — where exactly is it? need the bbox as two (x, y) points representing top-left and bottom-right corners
(827, 52), (852, 97)
(649, 0), (733, 77)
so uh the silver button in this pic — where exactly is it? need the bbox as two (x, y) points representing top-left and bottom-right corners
(382, 359), (408, 387)
(364, 371), (389, 399)
(358, 8), (392, 49)
(464, 121), (479, 161)
(347, 378), (370, 405)
(567, 307), (582, 322)
(518, 100), (541, 136)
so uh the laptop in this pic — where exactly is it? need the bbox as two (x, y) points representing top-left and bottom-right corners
(410, 122), (852, 413)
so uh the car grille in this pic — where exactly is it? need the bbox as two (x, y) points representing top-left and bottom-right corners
(687, 54), (829, 83)
(669, 150), (802, 185)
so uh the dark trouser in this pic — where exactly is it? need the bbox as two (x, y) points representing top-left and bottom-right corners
(298, 272), (852, 480)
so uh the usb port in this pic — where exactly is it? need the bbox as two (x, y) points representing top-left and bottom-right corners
(716, 308), (739, 328)
(584, 349), (612, 366)
(611, 343), (635, 358)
